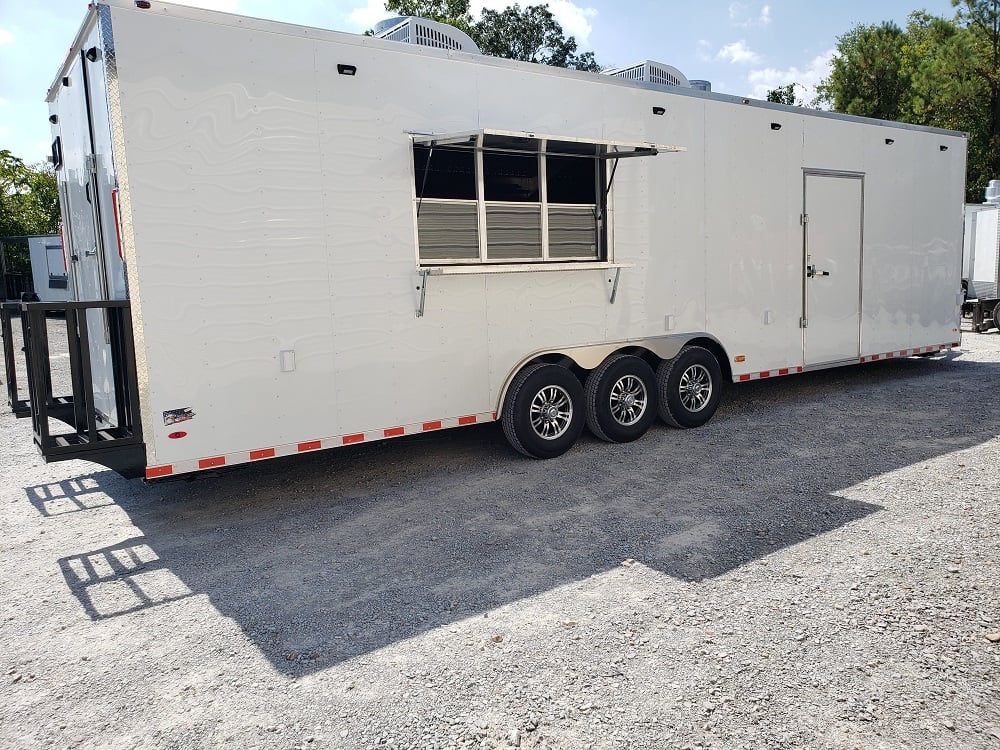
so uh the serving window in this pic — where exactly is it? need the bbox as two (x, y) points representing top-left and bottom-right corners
(411, 130), (676, 267)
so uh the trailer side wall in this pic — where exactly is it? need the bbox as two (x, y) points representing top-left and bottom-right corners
(99, 2), (966, 469)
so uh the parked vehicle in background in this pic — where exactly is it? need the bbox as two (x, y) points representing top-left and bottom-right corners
(27, 234), (73, 303)
(962, 181), (1000, 332)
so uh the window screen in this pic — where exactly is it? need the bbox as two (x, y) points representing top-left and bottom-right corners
(547, 155), (598, 205)
(413, 145), (476, 200)
(412, 134), (619, 265)
(483, 152), (539, 202)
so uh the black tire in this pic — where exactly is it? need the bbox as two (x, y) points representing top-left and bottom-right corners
(584, 354), (657, 443)
(993, 301), (1000, 332)
(656, 345), (724, 429)
(501, 363), (585, 459)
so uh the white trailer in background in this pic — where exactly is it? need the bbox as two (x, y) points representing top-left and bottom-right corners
(27, 234), (74, 303)
(962, 188), (1000, 331)
(2, 0), (966, 480)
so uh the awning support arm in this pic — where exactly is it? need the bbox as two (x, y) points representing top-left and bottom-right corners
(416, 146), (433, 218)
(606, 157), (620, 198)
(609, 267), (622, 304)
(598, 147), (659, 159)
(416, 269), (429, 318)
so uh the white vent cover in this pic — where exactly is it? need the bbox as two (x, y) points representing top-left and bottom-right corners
(986, 179), (1000, 205)
(604, 60), (691, 88)
(373, 16), (481, 54)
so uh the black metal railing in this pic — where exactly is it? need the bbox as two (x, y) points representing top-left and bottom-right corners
(2, 302), (32, 417)
(3, 300), (145, 478)
(3, 272), (34, 301)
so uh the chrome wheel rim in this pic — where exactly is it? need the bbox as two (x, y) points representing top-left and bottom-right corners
(679, 364), (712, 412)
(609, 375), (647, 426)
(529, 385), (573, 440)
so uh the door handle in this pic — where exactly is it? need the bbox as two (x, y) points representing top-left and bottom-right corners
(806, 265), (830, 278)
(84, 246), (98, 257)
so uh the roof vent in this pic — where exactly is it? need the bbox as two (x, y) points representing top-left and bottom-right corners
(373, 16), (481, 54)
(604, 60), (691, 88)
(985, 179), (1000, 205)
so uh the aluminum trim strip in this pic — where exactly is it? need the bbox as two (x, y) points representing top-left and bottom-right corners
(733, 344), (956, 382)
(99, 4), (155, 468)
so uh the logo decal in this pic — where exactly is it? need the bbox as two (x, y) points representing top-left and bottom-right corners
(163, 407), (195, 426)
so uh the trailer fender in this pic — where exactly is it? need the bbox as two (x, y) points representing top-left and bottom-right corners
(495, 333), (729, 416)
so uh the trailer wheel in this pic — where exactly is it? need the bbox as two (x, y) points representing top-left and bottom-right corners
(584, 354), (657, 443)
(502, 363), (585, 459)
(993, 301), (1000, 331)
(656, 346), (723, 429)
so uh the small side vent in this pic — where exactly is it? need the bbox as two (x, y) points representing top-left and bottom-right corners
(604, 60), (692, 89)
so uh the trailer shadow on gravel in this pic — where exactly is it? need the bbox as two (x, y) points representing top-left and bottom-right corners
(29, 352), (1000, 676)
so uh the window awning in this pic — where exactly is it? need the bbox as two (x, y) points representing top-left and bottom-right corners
(410, 128), (685, 159)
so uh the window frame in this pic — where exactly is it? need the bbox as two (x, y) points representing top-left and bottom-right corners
(410, 130), (679, 268)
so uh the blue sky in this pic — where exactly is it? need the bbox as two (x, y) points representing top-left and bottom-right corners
(0, 0), (960, 164)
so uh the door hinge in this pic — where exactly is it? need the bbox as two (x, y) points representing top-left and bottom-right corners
(799, 317), (808, 328)
(85, 153), (97, 175)
(800, 213), (809, 225)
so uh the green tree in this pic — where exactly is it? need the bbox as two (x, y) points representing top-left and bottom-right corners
(0, 150), (60, 273)
(384, 0), (601, 71)
(382, 0), (475, 36)
(816, 22), (910, 120)
(816, 11), (1000, 201)
(902, 12), (992, 196)
(473, 4), (600, 71)
(766, 83), (801, 106)
(950, 0), (1000, 196)
(0, 150), (59, 237)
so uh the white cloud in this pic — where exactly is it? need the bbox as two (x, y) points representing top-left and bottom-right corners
(696, 39), (713, 62)
(545, 0), (598, 45)
(0, 98), (8, 106)
(717, 40), (761, 65)
(729, 3), (771, 29)
(747, 49), (835, 103)
(347, 0), (388, 29)
(0, 27), (15, 45)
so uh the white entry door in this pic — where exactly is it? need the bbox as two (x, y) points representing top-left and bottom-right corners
(803, 172), (863, 366)
(56, 50), (118, 426)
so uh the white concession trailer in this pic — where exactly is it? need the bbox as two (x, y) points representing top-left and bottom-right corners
(961, 199), (1000, 331)
(1, 0), (966, 480)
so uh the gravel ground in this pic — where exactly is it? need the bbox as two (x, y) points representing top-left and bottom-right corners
(1, 320), (998, 750)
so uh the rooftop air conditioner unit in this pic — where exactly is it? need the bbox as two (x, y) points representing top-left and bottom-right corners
(373, 16), (481, 54)
(604, 60), (691, 88)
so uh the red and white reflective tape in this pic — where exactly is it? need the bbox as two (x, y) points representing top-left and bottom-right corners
(145, 410), (497, 480)
(737, 366), (804, 382)
(735, 342), (959, 383)
(859, 343), (958, 363)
